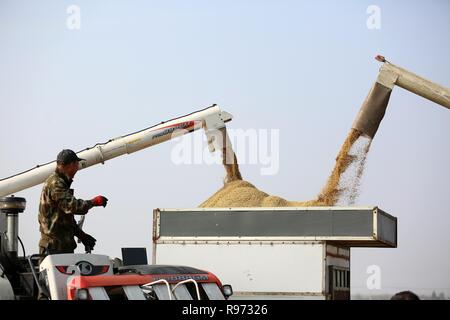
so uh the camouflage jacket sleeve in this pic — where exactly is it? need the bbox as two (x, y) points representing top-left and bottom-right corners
(50, 178), (94, 215)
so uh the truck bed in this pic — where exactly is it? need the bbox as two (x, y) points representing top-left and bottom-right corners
(153, 206), (397, 248)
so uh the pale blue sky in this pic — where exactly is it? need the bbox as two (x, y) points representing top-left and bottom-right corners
(1, 0), (449, 296)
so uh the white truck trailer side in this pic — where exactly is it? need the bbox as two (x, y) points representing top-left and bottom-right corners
(152, 207), (397, 300)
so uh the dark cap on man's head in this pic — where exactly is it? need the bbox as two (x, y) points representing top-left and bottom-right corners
(56, 149), (85, 165)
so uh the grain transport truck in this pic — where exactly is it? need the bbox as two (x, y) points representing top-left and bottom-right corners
(152, 207), (397, 300)
(0, 105), (235, 300)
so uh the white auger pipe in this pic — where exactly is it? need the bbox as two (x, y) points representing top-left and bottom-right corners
(0, 105), (232, 197)
(376, 60), (450, 109)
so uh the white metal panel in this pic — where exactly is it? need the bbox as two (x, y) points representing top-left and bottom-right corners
(0, 213), (6, 265)
(155, 243), (325, 294)
(172, 284), (193, 300)
(326, 256), (350, 269)
(153, 284), (172, 300)
(0, 275), (14, 300)
(154, 207), (397, 248)
(326, 244), (350, 269)
(123, 285), (146, 300)
(156, 236), (376, 242)
(88, 287), (110, 300)
(202, 283), (225, 300)
(0, 212), (6, 234)
(230, 293), (326, 300)
(157, 206), (377, 212)
(39, 253), (113, 300)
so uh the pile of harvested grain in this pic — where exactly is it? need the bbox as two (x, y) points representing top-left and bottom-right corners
(200, 128), (372, 208)
(199, 179), (318, 208)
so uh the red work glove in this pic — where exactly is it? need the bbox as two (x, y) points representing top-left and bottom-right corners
(91, 195), (108, 207)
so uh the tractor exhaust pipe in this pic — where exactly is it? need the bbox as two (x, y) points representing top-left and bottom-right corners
(0, 196), (26, 258)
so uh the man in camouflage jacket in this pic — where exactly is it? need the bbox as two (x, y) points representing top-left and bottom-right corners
(38, 149), (108, 255)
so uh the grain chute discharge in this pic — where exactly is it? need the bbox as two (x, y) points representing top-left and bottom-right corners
(200, 129), (371, 208)
(201, 55), (450, 208)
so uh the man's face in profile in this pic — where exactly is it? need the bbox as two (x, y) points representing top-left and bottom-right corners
(65, 161), (79, 179)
